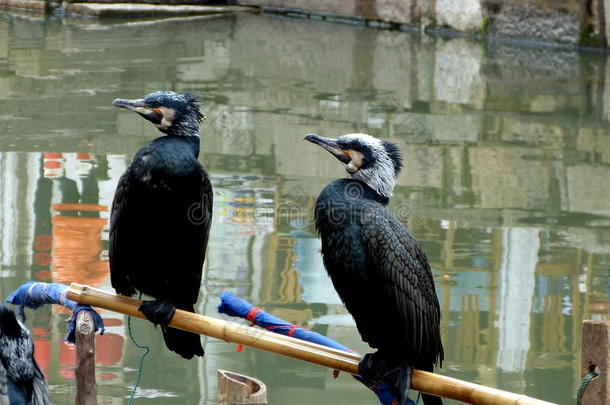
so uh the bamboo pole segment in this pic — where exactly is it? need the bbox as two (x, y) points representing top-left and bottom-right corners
(580, 320), (609, 404)
(66, 283), (558, 405)
(217, 370), (267, 404)
(75, 310), (97, 405)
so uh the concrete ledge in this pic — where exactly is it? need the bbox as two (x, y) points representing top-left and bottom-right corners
(76, 0), (219, 5)
(0, 0), (46, 12)
(65, 3), (259, 17)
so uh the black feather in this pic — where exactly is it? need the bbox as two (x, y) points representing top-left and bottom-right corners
(315, 177), (443, 403)
(110, 91), (212, 359)
(0, 305), (50, 405)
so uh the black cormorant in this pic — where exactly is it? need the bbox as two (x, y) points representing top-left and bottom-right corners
(110, 91), (212, 359)
(0, 305), (50, 405)
(305, 133), (444, 405)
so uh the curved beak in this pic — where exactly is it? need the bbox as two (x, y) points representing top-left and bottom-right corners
(304, 133), (350, 164)
(112, 98), (161, 124)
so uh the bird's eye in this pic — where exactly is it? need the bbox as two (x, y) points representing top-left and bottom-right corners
(147, 101), (161, 108)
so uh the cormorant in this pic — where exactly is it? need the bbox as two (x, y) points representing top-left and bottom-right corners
(0, 305), (50, 405)
(305, 133), (444, 405)
(110, 91), (212, 359)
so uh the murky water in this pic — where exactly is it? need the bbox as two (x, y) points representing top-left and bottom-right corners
(0, 10), (609, 405)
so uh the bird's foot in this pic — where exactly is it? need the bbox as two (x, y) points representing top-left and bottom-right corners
(139, 300), (176, 325)
(358, 352), (387, 381)
(359, 352), (413, 405)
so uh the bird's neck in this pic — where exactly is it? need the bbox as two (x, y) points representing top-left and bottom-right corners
(165, 132), (200, 157)
(339, 178), (391, 205)
(351, 172), (395, 202)
(350, 156), (397, 200)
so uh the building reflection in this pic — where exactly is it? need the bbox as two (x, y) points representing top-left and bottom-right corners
(0, 11), (608, 404)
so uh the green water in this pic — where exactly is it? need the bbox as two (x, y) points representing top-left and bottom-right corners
(0, 10), (609, 405)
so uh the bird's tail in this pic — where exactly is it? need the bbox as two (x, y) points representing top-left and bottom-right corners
(360, 353), (412, 405)
(359, 353), (444, 405)
(417, 362), (443, 405)
(139, 301), (204, 359)
(386, 364), (413, 405)
(161, 323), (204, 360)
(421, 392), (444, 405)
(31, 363), (51, 405)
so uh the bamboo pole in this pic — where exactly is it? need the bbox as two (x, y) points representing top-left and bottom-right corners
(66, 283), (557, 405)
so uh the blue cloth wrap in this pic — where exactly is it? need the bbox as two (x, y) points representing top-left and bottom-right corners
(6, 282), (104, 343)
(217, 292), (414, 405)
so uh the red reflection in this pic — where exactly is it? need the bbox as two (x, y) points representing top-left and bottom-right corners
(51, 215), (109, 286)
(33, 252), (52, 267)
(95, 334), (124, 366)
(59, 342), (76, 379)
(34, 235), (52, 251)
(97, 373), (118, 380)
(34, 270), (52, 280)
(33, 339), (51, 375)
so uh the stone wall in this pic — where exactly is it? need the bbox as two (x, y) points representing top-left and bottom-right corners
(237, 0), (609, 47)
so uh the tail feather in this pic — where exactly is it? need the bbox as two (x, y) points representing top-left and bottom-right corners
(161, 325), (204, 359)
(359, 353), (444, 405)
(385, 364), (412, 405)
(139, 301), (204, 359)
(421, 392), (444, 405)
(416, 362), (443, 405)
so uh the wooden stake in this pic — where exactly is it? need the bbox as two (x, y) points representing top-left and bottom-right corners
(580, 320), (609, 404)
(75, 310), (97, 405)
(217, 370), (267, 404)
(67, 283), (558, 405)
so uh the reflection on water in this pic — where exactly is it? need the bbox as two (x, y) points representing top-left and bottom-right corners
(0, 11), (609, 405)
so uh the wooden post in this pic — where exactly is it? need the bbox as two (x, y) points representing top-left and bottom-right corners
(217, 370), (267, 404)
(580, 320), (609, 404)
(75, 310), (97, 405)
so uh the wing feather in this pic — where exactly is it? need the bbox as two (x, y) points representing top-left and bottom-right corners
(109, 173), (136, 297)
(361, 206), (443, 366)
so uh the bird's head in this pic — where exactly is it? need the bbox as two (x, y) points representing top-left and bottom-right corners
(0, 305), (26, 338)
(112, 91), (204, 136)
(305, 133), (403, 199)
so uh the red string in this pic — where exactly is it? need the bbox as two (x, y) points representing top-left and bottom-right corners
(287, 325), (299, 337)
(238, 307), (307, 352)
(236, 307), (263, 352)
(246, 307), (262, 325)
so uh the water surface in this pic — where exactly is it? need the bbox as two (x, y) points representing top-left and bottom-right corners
(0, 11), (609, 405)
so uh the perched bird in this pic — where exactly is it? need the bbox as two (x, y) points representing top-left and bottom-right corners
(110, 91), (212, 359)
(305, 133), (444, 405)
(0, 305), (50, 405)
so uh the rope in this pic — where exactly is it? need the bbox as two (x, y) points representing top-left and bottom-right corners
(576, 371), (599, 404)
(126, 294), (150, 405)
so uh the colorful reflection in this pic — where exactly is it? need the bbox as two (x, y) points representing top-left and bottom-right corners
(0, 11), (608, 405)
